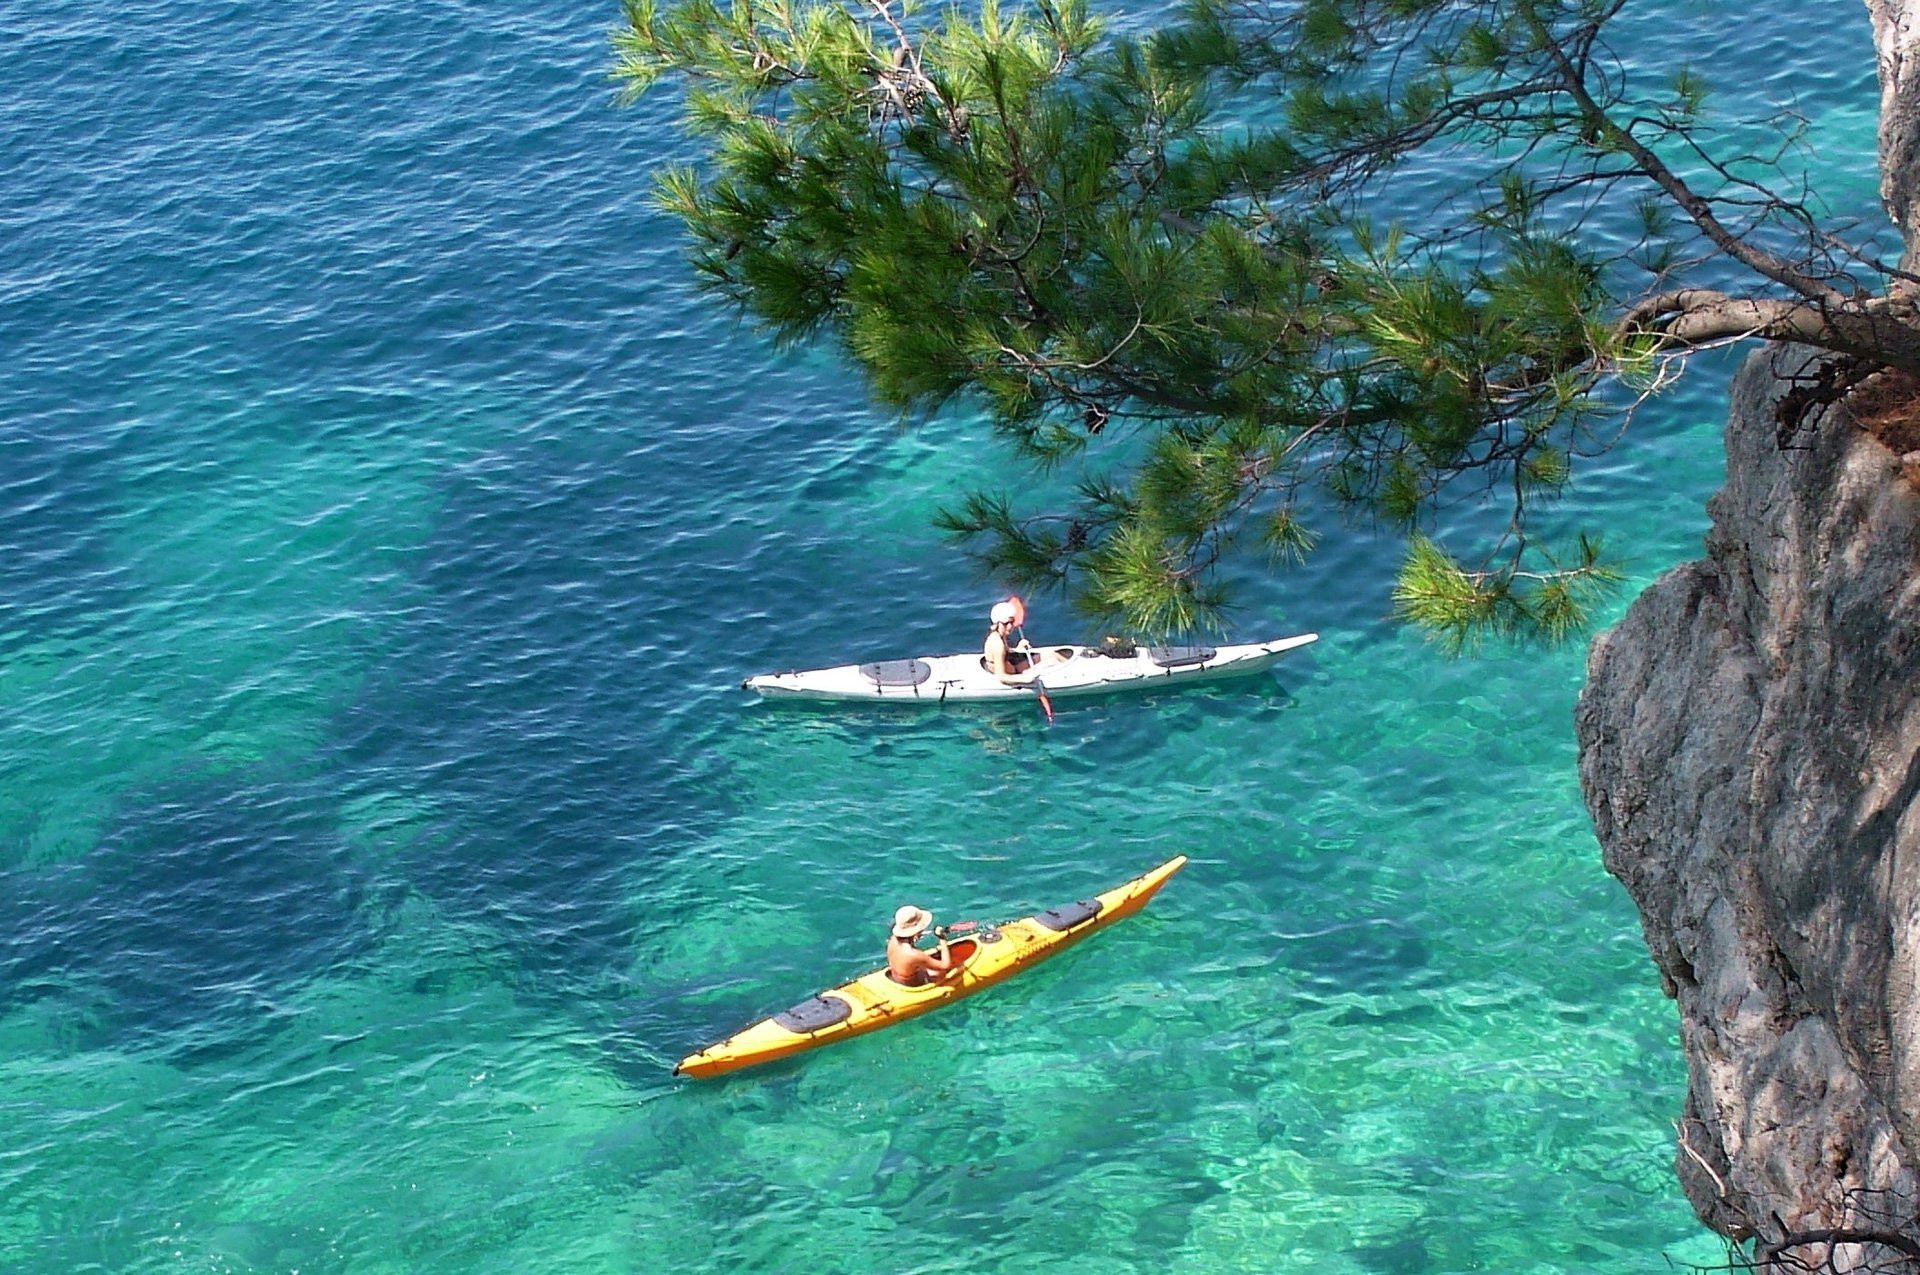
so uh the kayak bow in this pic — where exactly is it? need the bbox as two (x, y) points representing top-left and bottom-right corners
(673, 855), (1188, 1079)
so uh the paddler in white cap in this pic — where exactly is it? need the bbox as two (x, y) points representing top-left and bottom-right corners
(886, 904), (955, 987)
(984, 595), (1062, 684)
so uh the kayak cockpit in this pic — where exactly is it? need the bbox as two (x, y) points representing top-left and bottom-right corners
(884, 937), (981, 989)
(976, 648), (1078, 674)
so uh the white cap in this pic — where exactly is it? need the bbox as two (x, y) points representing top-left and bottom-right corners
(990, 601), (1018, 624)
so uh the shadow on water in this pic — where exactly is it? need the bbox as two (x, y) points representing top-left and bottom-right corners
(1351, 1229), (1434, 1275)
(1276, 916), (1435, 997)
(322, 446), (746, 1007)
(0, 771), (374, 1057)
(732, 668), (1312, 757)
(1, 429), (756, 1060)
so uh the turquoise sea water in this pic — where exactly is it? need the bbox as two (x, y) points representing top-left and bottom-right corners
(0, 2), (1884, 1271)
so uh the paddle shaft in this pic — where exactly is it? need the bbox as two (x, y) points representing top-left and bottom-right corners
(1014, 630), (1055, 722)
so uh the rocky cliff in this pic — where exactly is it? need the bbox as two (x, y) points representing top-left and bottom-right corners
(1575, 344), (1920, 1262)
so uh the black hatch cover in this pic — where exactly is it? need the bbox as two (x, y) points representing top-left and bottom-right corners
(1147, 645), (1218, 668)
(1034, 898), (1103, 932)
(774, 994), (853, 1033)
(860, 659), (933, 687)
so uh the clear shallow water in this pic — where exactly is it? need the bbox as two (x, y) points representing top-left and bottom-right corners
(0, 1), (1881, 1271)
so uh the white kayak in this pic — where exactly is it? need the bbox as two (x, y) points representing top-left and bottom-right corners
(742, 634), (1318, 703)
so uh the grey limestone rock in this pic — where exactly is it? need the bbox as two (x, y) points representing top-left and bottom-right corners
(1872, 0), (1920, 258)
(1576, 344), (1920, 1248)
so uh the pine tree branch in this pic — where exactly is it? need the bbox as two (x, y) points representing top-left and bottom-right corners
(1518, 1), (1850, 308)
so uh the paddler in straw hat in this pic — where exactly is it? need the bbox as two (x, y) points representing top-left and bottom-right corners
(886, 905), (956, 987)
(984, 595), (1063, 684)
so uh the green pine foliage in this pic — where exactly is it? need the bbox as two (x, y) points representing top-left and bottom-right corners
(619, 0), (1883, 645)
(1392, 531), (1622, 655)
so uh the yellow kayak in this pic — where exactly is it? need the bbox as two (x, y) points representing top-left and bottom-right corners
(673, 855), (1188, 1079)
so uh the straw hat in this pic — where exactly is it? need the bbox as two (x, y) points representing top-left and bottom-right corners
(892, 905), (933, 939)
